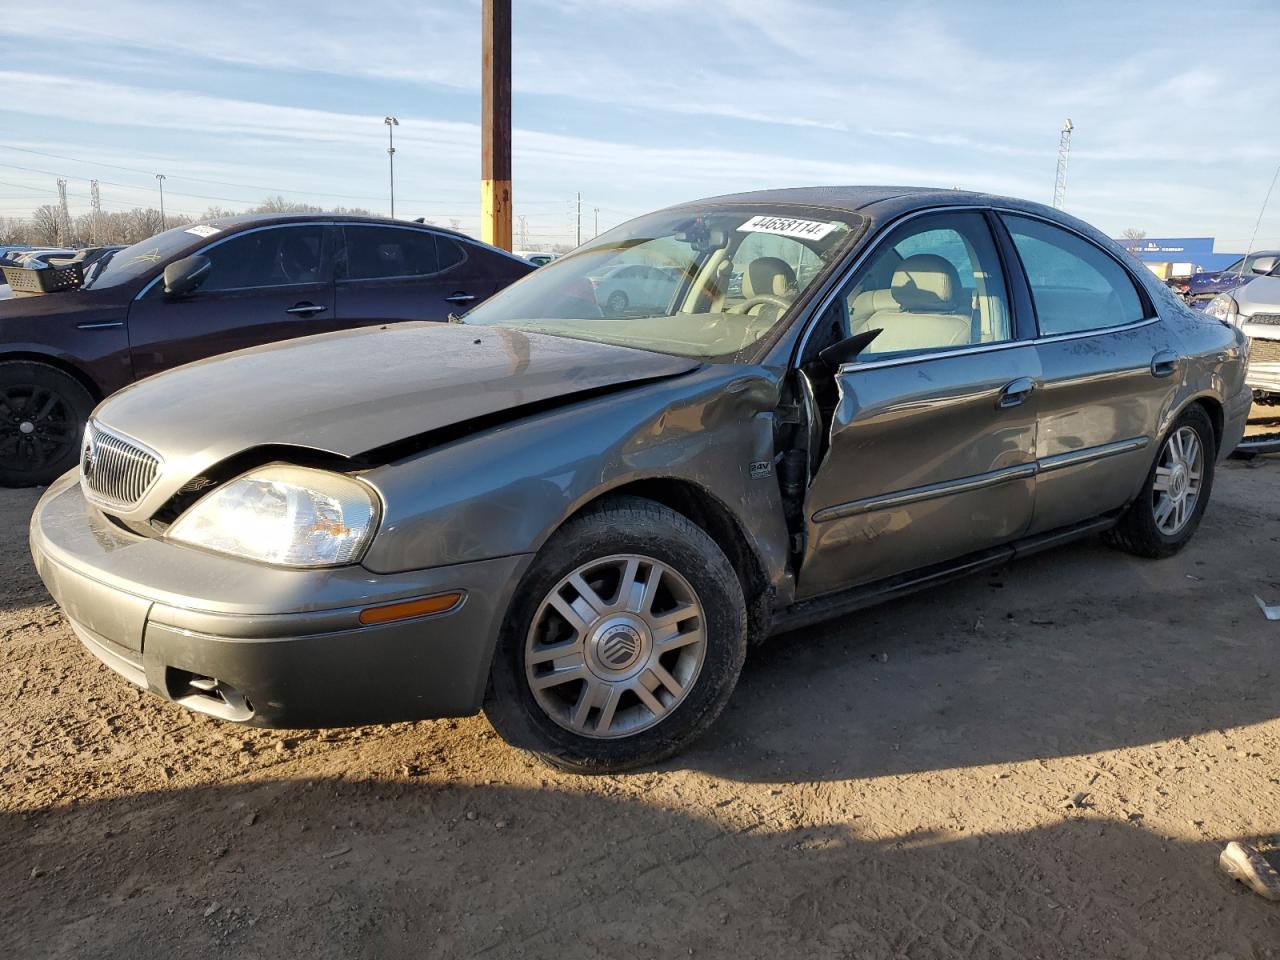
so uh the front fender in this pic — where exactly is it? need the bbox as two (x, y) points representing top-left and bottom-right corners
(360, 364), (791, 591)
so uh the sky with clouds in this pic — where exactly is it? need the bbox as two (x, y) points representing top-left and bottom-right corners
(1, 0), (1277, 249)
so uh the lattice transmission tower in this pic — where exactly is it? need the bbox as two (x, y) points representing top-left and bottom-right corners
(90, 180), (102, 245)
(1052, 119), (1073, 209)
(56, 178), (72, 246)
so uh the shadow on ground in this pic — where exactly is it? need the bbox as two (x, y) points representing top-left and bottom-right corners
(4, 777), (1279, 959)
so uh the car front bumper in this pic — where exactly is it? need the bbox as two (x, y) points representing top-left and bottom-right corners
(1243, 329), (1280, 395)
(30, 473), (531, 728)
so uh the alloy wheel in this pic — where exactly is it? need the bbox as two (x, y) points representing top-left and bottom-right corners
(1152, 425), (1203, 535)
(0, 384), (78, 474)
(525, 554), (706, 739)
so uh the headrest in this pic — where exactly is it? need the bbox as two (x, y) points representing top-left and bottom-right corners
(743, 256), (796, 299)
(891, 254), (960, 311)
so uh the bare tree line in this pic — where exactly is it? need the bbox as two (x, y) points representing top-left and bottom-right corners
(0, 196), (377, 248)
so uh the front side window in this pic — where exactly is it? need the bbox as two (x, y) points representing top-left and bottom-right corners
(341, 226), (441, 280)
(1003, 215), (1146, 335)
(833, 211), (1011, 359)
(461, 204), (862, 360)
(197, 225), (325, 293)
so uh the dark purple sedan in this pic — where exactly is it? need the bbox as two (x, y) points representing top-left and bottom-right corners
(0, 214), (533, 486)
(1186, 250), (1280, 307)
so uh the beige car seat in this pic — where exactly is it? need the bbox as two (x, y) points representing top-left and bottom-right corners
(851, 254), (972, 353)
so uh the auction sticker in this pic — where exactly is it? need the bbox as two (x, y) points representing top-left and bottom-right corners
(184, 224), (222, 238)
(737, 215), (838, 241)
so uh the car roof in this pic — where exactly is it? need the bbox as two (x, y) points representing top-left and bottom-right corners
(185, 212), (474, 242)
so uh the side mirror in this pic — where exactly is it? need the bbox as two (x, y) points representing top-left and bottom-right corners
(1250, 255), (1278, 276)
(818, 328), (883, 368)
(163, 254), (212, 297)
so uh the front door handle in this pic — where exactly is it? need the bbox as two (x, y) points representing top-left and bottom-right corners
(286, 302), (327, 316)
(444, 292), (477, 305)
(997, 377), (1036, 409)
(1151, 351), (1179, 378)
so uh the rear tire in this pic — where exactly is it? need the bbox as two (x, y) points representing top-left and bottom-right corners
(1107, 404), (1216, 559)
(0, 361), (94, 487)
(484, 496), (747, 773)
(606, 290), (628, 314)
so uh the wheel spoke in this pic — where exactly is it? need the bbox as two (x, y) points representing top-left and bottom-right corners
(1183, 432), (1199, 468)
(529, 665), (587, 691)
(631, 681), (665, 718)
(656, 625), (704, 653)
(646, 661), (684, 698)
(636, 562), (662, 615)
(1153, 466), (1172, 492)
(649, 602), (699, 633)
(527, 638), (584, 666)
(548, 592), (590, 635)
(1154, 495), (1175, 527)
(570, 679), (606, 729)
(567, 572), (608, 619)
(595, 685), (623, 734)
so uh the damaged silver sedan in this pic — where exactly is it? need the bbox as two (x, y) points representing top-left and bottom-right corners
(30, 187), (1252, 771)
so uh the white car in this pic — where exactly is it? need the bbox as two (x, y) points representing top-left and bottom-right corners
(592, 263), (683, 314)
(1205, 263), (1280, 406)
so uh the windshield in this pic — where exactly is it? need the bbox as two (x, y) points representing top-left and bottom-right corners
(461, 204), (862, 359)
(84, 224), (210, 289)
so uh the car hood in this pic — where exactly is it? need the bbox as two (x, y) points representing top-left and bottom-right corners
(1232, 274), (1280, 316)
(95, 323), (701, 512)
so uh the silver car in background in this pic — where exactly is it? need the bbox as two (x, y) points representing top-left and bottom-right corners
(1205, 262), (1280, 406)
(30, 186), (1251, 773)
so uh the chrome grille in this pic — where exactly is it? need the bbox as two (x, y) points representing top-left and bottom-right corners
(80, 422), (161, 510)
(1246, 313), (1280, 326)
(1248, 337), (1280, 364)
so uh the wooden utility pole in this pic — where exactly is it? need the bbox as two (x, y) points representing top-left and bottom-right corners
(481, 0), (512, 250)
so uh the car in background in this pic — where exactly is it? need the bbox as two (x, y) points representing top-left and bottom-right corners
(28, 186), (1250, 772)
(1186, 250), (1280, 307)
(592, 262), (684, 313)
(1204, 261), (1280, 406)
(0, 214), (533, 486)
(515, 250), (559, 267)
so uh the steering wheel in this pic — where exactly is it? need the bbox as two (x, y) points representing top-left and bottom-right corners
(731, 293), (792, 315)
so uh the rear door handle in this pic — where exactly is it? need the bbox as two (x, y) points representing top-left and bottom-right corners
(1151, 351), (1179, 378)
(997, 377), (1036, 409)
(444, 292), (477, 305)
(286, 302), (327, 316)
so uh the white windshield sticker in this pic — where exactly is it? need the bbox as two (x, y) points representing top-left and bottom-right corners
(185, 224), (222, 238)
(737, 215), (838, 241)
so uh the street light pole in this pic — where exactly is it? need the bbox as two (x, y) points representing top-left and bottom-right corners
(383, 116), (399, 218)
(155, 173), (166, 225)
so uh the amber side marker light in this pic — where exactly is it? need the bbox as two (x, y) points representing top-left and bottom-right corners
(358, 592), (465, 625)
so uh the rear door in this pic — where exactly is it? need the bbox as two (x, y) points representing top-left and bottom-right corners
(334, 225), (521, 324)
(126, 223), (336, 378)
(798, 209), (1041, 599)
(998, 213), (1179, 534)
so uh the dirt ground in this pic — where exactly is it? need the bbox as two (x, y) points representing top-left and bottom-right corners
(3, 445), (1280, 959)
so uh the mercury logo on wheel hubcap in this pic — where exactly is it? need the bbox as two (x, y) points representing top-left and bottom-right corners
(600, 625), (642, 669)
(19, 421), (34, 435)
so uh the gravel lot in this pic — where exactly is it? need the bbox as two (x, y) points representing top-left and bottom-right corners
(3, 446), (1279, 958)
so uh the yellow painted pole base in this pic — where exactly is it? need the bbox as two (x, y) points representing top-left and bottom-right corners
(481, 179), (513, 250)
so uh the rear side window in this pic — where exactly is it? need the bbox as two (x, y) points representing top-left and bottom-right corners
(198, 225), (325, 292)
(342, 226), (440, 280)
(1003, 215), (1146, 335)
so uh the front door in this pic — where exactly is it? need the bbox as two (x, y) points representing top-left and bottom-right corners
(998, 214), (1181, 534)
(798, 210), (1040, 599)
(127, 223), (336, 379)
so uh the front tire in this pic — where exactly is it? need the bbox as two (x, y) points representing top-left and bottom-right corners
(484, 496), (748, 773)
(0, 361), (95, 488)
(1107, 404), (1216, 558)
(605, 290), (628, 314)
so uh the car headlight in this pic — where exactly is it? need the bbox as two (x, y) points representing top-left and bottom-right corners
(168, 465), (378, 567)
(1205, 293), (1241, 326)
